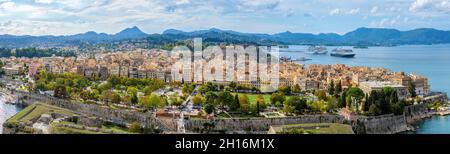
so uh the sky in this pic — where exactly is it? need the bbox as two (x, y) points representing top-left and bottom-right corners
(0, 0), (449, 35)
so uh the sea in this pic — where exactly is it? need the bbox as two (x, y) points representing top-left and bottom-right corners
(1, 44), (450, 134)
(280, 44), (450, 134)
(0, 97), (22, 133)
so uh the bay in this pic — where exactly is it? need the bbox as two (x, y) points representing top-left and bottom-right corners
(0, 99), (22, 134)
(281, 44), (450, 134)
(280, 44), (450, 95)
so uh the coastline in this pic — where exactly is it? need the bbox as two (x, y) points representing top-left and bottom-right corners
(1, 87), (448, 134)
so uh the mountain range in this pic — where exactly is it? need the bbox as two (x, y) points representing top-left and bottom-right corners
(1, 26), (450, 48)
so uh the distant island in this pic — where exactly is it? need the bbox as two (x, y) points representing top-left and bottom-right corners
(1, 26), (450, 48)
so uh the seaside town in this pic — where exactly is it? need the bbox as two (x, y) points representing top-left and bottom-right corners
(0, 45), (448, 134)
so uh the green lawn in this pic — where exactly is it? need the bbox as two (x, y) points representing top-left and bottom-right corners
(51, 121), (130, 134)
(7, 103), (77, 123)
(7, 103), (132, 134)
(233, 93), (292, 106)
(279, 123), (354, 134)
(52, 125), (104, 134)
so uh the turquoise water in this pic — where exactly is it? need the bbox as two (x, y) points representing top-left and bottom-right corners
(410, 116), (450, 134)
(0, 100), (22, 133)
(281, 44), (450, 134)
(1, 45), (450, 134)
(281, 44), (450, 95)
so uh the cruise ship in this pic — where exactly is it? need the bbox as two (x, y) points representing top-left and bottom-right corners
(330, 48), (356, 58)
(306, 46), (328, 54)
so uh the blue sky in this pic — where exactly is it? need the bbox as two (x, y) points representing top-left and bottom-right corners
(0, 0), (449, 35)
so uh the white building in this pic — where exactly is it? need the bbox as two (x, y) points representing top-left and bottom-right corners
(359, 81), (409, 99)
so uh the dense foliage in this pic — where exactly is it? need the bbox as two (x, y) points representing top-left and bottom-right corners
(0, 48), (76, 58)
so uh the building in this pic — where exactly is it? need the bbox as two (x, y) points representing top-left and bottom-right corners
(410, 74), (431, 97)
(4, 66), (21, 76)
(359, 81), (409, 99)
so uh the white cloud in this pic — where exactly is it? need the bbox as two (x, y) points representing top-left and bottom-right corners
(329, 8), (360, 16)
(35, 0), (54, 4)
(348, 8), (360, 15)
(409, 0), (450, 13)
(329, 8), (341, 16)
(370, 6), (379, 14)
(174, 0), (191, 5)
(0, 0), (449, 35)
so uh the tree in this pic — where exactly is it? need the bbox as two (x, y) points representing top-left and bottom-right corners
(130, 93), (138, 105)
(128, 122), (142, 133)
(203, 103), (216, 114)
(98, 82), (113, 93)
(239, 94), (249, 113)
(139, 94), (164, 109)
(278, 86), (291, 95)
(217, 91), (234, 108)
(230, 94), (240, 111)
(338, 91), (347, 108)
(380, 87), (396, 114)
(181, 83), (194, 95)
(326, 97), (338, 112)
(347, 88), (365, 99)
(255, 94), (266, 115)
(204, 82), (217, 92)
(283, 105), (296, 115)
(292, 84), (301, 94)
(229, 81), (237, 91)
(204, 92), (218, 105)
(54, 84), (69, 99)
(368, 103), (382, 116)
(362, 93), (370, 112)
(270, 92), (286, 106)
(169, 94), (183, 107)
(285, 96), (308, 114)
(408, 82), (417, 98)
(127, 86), (139, 96)
(192, 94), (203, 106)
(316, 90), (327, 101)
(111, 92), (121, 104)
(346, 87), (365, 110)
(335, 80), (342, 94)
(34, 82), (46, 91)
(328, 81), (335, 96)
(107, 75), (122, 88)
(127, 86), (139, 104)
(143, 86), (155, 95)
(346, 96), (352, 110)
(309, 101), (326, 113)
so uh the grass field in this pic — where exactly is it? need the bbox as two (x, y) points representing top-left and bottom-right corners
(7, 103), (130, 134)
(279, 123), (354, 134)
(7, 103), (77, 123)
(232, 93), (292, 106)
(51, 121), (130, 134)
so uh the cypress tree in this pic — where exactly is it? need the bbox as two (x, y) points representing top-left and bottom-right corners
(328, 81), (335, 96)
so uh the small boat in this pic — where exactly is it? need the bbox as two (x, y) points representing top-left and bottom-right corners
(306, 46), (328, 55)
(331, 48), (356, 58)
(281, 56), (311, 62)
(294, 57), (312, 61)
(279, 45), (289, 49)
(353, 45), (368, 49)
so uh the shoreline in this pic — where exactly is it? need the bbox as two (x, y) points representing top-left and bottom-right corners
(402, 108), (450, 134)
(1, 87), (448, 134)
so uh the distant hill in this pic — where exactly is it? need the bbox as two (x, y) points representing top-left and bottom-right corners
(0, 26), (150, 48)
(1, 26), (450, 48)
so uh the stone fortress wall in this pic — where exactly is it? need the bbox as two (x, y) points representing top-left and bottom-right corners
(3, 89), (447, 134)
